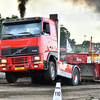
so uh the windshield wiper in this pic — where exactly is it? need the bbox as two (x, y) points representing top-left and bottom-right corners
(3, 33), (16, 39)
(18, 32), (34, 37)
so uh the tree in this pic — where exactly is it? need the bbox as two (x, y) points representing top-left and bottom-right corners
(60, 24), (76, 47)
(69, 38), (76, 47)
(60, 25), (70, 46)
(0, 14), (5, 33)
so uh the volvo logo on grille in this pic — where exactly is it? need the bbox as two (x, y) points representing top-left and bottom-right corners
(17, 49), (22, 53)
(12, 47), (27, 56)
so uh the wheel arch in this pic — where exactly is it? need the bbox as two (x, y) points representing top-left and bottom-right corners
(47, 52), (58, 76)
(72, 65), (80, 78)
(68, 65), (80, 85)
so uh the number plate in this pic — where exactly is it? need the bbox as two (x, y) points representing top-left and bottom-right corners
(15, 67), (24, 70)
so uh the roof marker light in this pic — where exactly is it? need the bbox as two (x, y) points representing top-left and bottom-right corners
(3, 20), (6, 22)
(14, 19), (17, 21)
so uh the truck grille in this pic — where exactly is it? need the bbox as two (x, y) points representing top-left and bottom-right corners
(11, 57), (27, 64)
(1, 46), (39, 57)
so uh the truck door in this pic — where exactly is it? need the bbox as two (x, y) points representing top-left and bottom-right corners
(41, 22), (52, 54)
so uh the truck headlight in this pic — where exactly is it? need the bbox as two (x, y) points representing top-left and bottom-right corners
(34, 56), (40, 61)
(1, 59), (7, 63)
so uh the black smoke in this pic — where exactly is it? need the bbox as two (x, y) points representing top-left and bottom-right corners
(17, 0), (100, 18)
(85, 0), (100, 14)
(62, 0), (100, 14)
(17, 0), (29, 18)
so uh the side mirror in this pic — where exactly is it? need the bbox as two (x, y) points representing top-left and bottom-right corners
(41, 32), (45, 35)
(42, 23), (50, 35)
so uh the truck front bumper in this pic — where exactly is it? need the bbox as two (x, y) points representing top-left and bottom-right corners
(0, 55), (45, 72)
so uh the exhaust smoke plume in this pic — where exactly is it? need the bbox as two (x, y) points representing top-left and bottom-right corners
(17, 0), (100, 18)
(62, 0), (100, 14)
(17, 0), (29, 18)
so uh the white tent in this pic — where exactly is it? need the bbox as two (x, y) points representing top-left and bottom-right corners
(66, 40), (72, 52)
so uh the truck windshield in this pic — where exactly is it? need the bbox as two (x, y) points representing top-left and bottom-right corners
(1, 22), (41, 40)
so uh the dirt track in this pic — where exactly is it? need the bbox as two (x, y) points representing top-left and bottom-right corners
(0, 78), (100, 100)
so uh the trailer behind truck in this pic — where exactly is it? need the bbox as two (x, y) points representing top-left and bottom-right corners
(66, 52), (100, 81)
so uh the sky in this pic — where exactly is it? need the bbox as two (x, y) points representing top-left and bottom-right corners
(0, 0), (100, 44)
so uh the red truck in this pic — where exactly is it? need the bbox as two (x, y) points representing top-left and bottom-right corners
(0, 14), (80, 85)
(66, 53), (100, 81)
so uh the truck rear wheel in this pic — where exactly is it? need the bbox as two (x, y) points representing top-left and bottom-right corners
(44, 61), (56, 82)
(68, 68), (79, 86)
(6, 72), (17, 83)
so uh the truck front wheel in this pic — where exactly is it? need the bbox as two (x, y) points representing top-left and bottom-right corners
(44, 61), (56, 82)
(6, 72), (17, 83)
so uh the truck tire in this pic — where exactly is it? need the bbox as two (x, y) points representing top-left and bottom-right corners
(68, 68), (79, 86)
(44, 61), (56, 82)
(6, 72), (17, 83)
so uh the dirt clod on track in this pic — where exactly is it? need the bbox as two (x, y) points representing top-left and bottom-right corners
(0, 78), (100, 100)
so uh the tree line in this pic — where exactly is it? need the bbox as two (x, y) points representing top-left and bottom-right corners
(60, 24), (100, 53)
